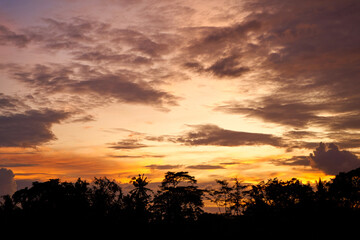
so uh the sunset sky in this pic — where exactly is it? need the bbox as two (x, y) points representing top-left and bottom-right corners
(1, 0), (360, 195)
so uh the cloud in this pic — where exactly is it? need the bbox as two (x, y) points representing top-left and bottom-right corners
(73, 48), (152, 65)
(215, 98), (360, 132)
(0, 109), (71, 147)
(25, 17), (104, 50)
(69, 114), (96, 123)
(283, 131), (321, 139)
(309, 143), (360, 175)
(24, 17), (173, 58)
(272, 156), (310, 167)
(0, 24), (30, 47)
(145, 164), (183, 170)
(184, 53), (250, 78)
(70, 74), (178, 107)
(108, 139), (149, 150)
(179, 21), (260, 79)
(0, 168), (17, 196)
(206, 54), (250, 78)
(0, 93), (29, 114)
(109, 28), (171, 57)
(2, 17), (181, 109)
(185, 20), (261, 57)
(7, 63), (179, 108)
(186, 164), (224, 170)
(214, 100), (327, 128)
(207, 0), (360, 133)
(171, 124), (285, 147)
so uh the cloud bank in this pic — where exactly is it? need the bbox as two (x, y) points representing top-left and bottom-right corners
(164, 124), (285, 147)
(0, 109), (70, 147)
(309, 143), (360, 175)
(0, 168), (17, 196)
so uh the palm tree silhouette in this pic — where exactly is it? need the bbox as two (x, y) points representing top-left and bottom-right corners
(129, 174), (153, 222)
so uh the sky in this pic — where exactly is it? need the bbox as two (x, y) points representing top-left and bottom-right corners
(1, 0), (360, 195)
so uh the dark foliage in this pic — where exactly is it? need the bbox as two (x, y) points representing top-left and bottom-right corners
(1, 169), (360, 236)
(151, 171), (203, 223)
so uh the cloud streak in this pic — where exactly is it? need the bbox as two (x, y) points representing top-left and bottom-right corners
(167, 124), (285, 148)
(108, 139), (149, 150)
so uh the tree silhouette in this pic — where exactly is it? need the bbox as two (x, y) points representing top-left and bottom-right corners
(151, 171), (204, 223)
(208, 178), (247, 215)
(1, 167), (360, 235)
(127, 174), (152, 222)
(90, 177), (122, 219)
(245, 178), (314, 216)
(229, 178), (247, 215)
(327, 168), (360, 209)
(209, 179), (232, 214)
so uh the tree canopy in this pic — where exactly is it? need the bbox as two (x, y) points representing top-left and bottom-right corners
(1, 168), (360, 235)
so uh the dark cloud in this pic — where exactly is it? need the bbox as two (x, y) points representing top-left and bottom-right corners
(25, 17), (172, 57)
(7, 64), (179, 108)
(214, 100), (327, 128)
(70, 75), (177, 107)
(69, 114), (96, 123)
(145, 164), (183, 170)
(0, 93), (29, 113)
(324, 132), (360, 149)
(284, 141), (319, 152)
(0, 24), (30, 47)
(0, 168), (17, 196)
(73, 49), (152, 65)
(219, 161), (240, 166)
(25, 17), (106, 50)
(171, 124), (285, 147)
(185, 20), (261, 57)
(2, 17), (181, 108)
(283, 130), (321, 139)
(186, 164), (225, 170)
(215, 98), (360, 133)
(109, 28), (171, 57)
(184, 54), (250, 78)
(272, 156), (310, 167)
(208, 0), (360, 133)
(183, 61), (204, 72)
(327, 114), (360, 131)
(206, 54), (250, 78)
(0, 109), (71, 147)
(180, 21), (260, 79)
(108, 139), (148, 150)
(309, 142), (360, 175)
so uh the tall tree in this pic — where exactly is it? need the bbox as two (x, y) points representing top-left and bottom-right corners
(128, 174), (152, 222)
(229, 178), (247, 215)
(91, 177), (122, 218)
(152, 171), (203, 223)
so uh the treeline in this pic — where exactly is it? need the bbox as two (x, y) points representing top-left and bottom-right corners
(1, 168), (360, 235)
